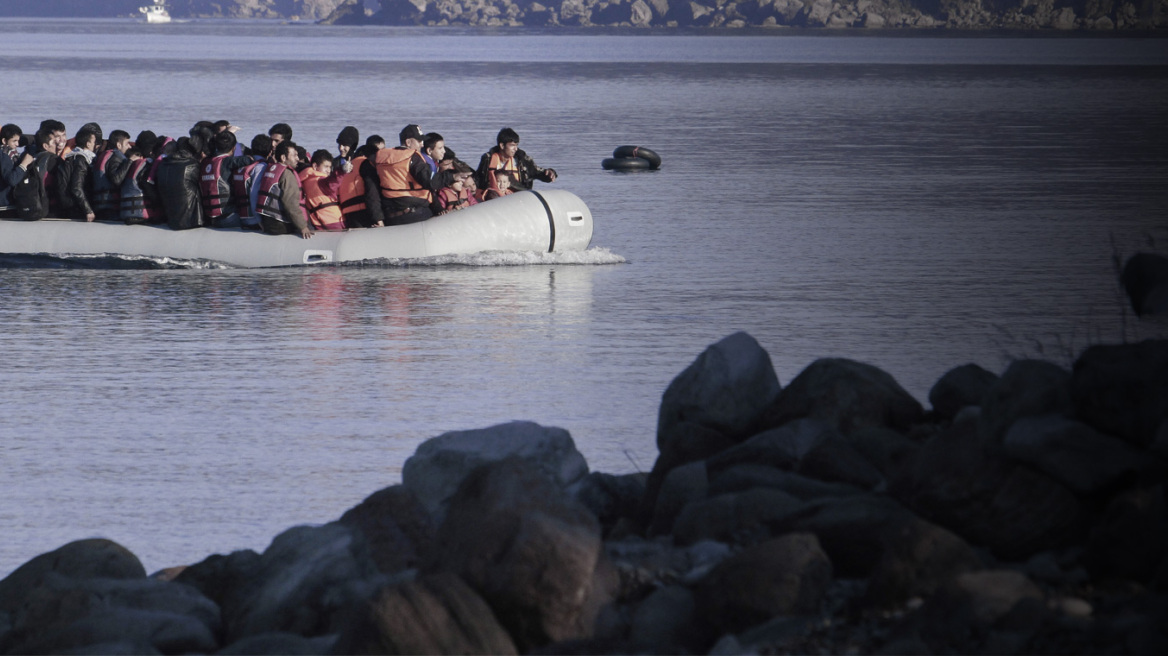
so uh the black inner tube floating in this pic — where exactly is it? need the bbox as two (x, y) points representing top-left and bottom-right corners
(604, 145), (661, 171)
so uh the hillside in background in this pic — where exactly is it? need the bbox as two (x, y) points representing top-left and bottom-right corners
(1, 0), (1164, 28)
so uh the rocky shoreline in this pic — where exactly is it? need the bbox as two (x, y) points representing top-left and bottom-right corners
(324, 0), (1168, 30)
(1, 323), (1165, 654)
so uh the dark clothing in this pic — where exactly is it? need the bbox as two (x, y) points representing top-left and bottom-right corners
(91, 149), (132, 221)
(1, 146), (28, 207)
(475, 147), (554, 192)
(378, 149), (451, 225)
(345, 158), (384, 228)
(155, 151), (204, 230)
(56, 149), (96, 220)
(32, 151), (61, 217)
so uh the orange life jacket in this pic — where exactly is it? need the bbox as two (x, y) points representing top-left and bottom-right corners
(436, 186), (470, 214)
(375, 147), (430, 202)
(301, 168), (344, 231)
(338, 155), (367, 217)
(486, 151), (519, 190)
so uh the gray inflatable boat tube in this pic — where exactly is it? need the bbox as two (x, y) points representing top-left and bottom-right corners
(0, 189), (593, 268)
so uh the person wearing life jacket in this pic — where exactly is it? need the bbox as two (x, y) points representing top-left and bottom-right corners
(156, 127), (212, 231)
(257, 140), (312, 239)
(198, 130), (254, 228)
(141, 136), (175, 225)
(300, 149), (350, 232)
(479, 169), (516, 202)
(55, 125), (101, 222)
(90, 130), (133, 221)
(232, 133), (270, 231)
(268, 123), (293, 150)
(475, 127), (556, 193)
(119, 131), (158, 225)
(374, 124), (453, 226)
(336, 139), (384, 229)
(433, 161), (476, 216)
(0, 123), (34, 215)
(29, 128), (62, 218)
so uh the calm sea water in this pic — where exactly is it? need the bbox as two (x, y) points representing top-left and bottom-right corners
(1, 20), (1167, 576)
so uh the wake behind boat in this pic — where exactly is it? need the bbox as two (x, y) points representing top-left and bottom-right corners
(0, 189), (593, 268)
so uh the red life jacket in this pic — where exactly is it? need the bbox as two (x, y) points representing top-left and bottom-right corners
(255, 163), (304, 224)
(91, 149), (121, 214)
(231, 159), (264, 222)
(338, 155), (367, 218)
(119, 157), (153, 222)
(375, 147), (430, 202)
(435, 186), (470, 214)
(199, 154), (232, 220)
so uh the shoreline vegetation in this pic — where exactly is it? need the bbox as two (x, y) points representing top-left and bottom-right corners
(2, 0), (1168, 30)
(1, 319), (1165, 654)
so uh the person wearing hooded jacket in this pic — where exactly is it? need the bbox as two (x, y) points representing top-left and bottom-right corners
(156, 127), (211, 230)
(55, 125), (101, 221)
(336, 125), (358, 170)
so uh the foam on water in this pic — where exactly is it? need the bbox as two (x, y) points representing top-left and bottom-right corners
(347, 247), (627, 268)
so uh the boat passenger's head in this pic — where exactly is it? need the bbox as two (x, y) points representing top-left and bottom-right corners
(311, 149), (333, 176)
(366, 135), (385, 151)
(423, 133), (446, 164)
(336, 126), (359, 159)
(108, 130), (131, 154)
(134, 131), (158, 158)
(399, 124), (425, 151)
(274, 141), (299, 169)
(249, 134), (272, 160)
(496, 127), (519, 159)
(39, 119), (67, 154)
(74, 126), (100, 153)
(0, 124), (21, 151)
(495, 171), (512, 191)
(211, 130), (237, 157)
(268, 123), (293, 146)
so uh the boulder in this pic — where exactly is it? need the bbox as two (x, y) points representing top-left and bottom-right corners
(4, 608), (217, 655)
(866, 515), (984, 608)
(917, 570), (1044, 652)
(657, 332), (781, 448)
(651, 461), (709, 535)
(640, 421), (735, 524)
(707, 418), (885, 490)
(695, 533), (832, 634)
(1052, 6), (1076, 28)
(221, 523), (381, 642)
(174, 549), (261, 610)
(402, 420), (589, 522)
(708, 464), (864, 500)
(1085, 484), (1168, 583)
(628, 585), (705, 651)
(335, 485), (435, 574)
(1002, 414), (1164, 495)
(570, 472), (647, 532)
(429, 458), (604, 650)
(0, 539), (145, 612)
(769, 494), (916, 578)
(979, 359), (1074, 443)
(217, 631), (324, 655)
(1121, 253), (1168, 317)
(1072, 340), (1168, 449)
(862, 10), (885, 26)
(672, 488), (804, 546)
(760, 358), (923, 436)
(802, 0), (832, 26)
(897, 422), (1083, 560)
(928, 363), (998, 422)
(331, 572), (517, 655)
(842, 426), (921, 480)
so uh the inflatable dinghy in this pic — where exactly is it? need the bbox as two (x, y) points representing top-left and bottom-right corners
(0, 189), (592, 268)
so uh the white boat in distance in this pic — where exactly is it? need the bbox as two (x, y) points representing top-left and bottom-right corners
(0, 190), (594, 268)
(140, 1), (171, 23)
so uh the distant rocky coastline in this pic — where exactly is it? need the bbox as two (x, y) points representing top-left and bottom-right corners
(324, 0), (1168, 30)
(1, 310), (1165, 654)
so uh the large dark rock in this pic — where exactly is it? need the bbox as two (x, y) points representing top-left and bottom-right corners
(1, 573), (221, 655)
(0, 539), (145, 613)
(402, 421), (589, 522)
(4, 607), (217, 655)
(760, 358), (923, 435)
(1002, 414), (1165, 495)
(866, 515), (984, 608)
(221, 523), (381, 643)
(1085, 484), (1168, 583)
(650, 461), (709, 536)
(928, 363), (999, 421)
(897, 422), (1083, 560)
(629, 585), (710, 652)
(1121, 252), (1168, 317)
(1072, 340), (1168, 450)
(174, 549), (261, 611)
(657, 332), (781, 448)
(640, 421), (736, 526)
(218, 631), (324, 655)
(979, 359), (1074, 443)
(916, 570), (1044, 654)
(695, 533), (832, 634)
(335, 485), (435, 574)
(331, 572), (517, 655)
(842, 426), (921, 480)
(768, 494), (916, 578)
(570, 472), (647, 533)
(708, 464), (865, 500)
(428, 458), (605, 651)
(708, 418), (885, 491)
(671, 488), (804, 546)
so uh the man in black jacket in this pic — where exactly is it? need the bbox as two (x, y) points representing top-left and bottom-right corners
(156, 129), (210, 230)
(475, 127), (556, 193)
(56, 126), (100, 221)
